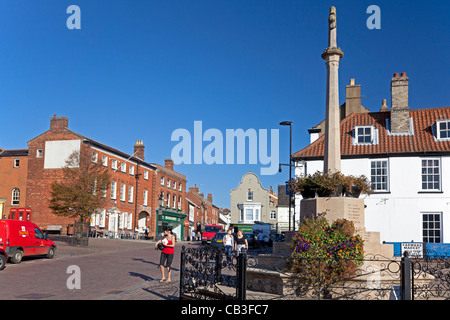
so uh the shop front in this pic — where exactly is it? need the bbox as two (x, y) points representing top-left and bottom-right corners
(157, 209), (187, 241)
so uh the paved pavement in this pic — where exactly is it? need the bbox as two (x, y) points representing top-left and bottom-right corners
(0, 235), (201, 300)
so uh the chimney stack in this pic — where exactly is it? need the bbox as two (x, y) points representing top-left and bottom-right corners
(50, 115), (68, 131)
(344, 78), (362, 118)
(165, 159), (174, 170)
(189, 184), (199, 194)
(134, 140), (145, 160)
(390, 72), (410, 133)
(207, 193), (213, 203)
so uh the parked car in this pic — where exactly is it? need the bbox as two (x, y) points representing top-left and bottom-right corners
(211, 232), (227, 249)
(202, 224), (224, 245)
(0, 220), (57, 264)
(0, 248), (7, 270)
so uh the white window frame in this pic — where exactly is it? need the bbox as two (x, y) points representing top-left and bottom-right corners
(91, 152), (98, 163)
(270, 211), (276, 220)
(99, 209), (106, 228)
(238, 203), (262, 223)
(127, 212), (132, 229)
(129, 165), (134, 175)
(421, 158), (441, 191)
(167, 179), (171, 188)
(370, 159), (389, 192)
(128, 186), (134, 203)
(422, 212), (442, 243)
(12, 188), (20, 205)
(436, 120), (450, 141)
(120, 184), (126, 202)
(247, 191), (253, 201)
(143, 190), (148, 206)
(121, 162), (126, 173)
(36, 149), (43, 158)
(110, 181), (117, 200)
(144, 170), (148, 180)
(354, 125), (377, 145)
(13, 158), (20, 168)
(111, 159), (118, 170)
(102, 155), (108, 166)
(161, 176), (165, 185)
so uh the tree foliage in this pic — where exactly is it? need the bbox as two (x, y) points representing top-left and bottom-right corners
(48, 150), (111, 223)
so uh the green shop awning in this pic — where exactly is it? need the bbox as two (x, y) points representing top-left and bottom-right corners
(161, 209), (187, 224)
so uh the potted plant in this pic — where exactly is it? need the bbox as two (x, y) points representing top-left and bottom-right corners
(288, 174), (317, 199)
(344, 175), (372, 198)
(315, 171), (345, 197)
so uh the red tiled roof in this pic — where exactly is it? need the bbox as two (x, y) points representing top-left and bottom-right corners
(292, 107), (450, 159)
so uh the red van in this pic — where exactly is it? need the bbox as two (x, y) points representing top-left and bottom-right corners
(202, 224), (223, 245)
(0, 249), (7, 270)
(0, 220), (56, 264)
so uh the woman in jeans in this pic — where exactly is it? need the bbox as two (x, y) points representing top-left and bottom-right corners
(222, 229), (234, 263)
(234, 229), (248, 255)
(155, 228), (175, 282)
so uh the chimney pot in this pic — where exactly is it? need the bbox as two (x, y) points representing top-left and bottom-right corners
(401, 72), (406, 77)
(393, 73), (399, 77)
(380, 99), (389, 112)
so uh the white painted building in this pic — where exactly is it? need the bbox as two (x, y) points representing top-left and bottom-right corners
(293, 73), (450, 244)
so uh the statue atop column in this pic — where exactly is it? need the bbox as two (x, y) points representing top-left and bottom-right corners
(328, 6), (337, 48)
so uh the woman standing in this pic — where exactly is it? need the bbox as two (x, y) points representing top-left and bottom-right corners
(234, 230), (248, 255)
(155, 228), (175, 282)
(222, 229), (235, 263)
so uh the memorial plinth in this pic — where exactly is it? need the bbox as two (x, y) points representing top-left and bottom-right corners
(300, 197), (393, 257)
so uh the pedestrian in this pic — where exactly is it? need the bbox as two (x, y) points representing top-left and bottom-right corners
(191, 230), (196, 241)
(222, 229), (234, 263)
(155, 228), (175, 283)
(145, 226), (149, 240)
(234, 229), (248, 255)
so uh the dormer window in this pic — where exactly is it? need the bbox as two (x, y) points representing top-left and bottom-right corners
(436, 120), (450, 141)
(353, 125), (377, 145)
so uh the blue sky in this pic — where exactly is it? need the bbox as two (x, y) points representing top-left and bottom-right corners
(0, 0), (449, 209)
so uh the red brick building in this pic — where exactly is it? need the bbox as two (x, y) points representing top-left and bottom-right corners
(21, 115), (190, 239)
(185, 185), (220, 239)
(0, 148), (29, 220)
(151, 159), (189, 240)
(1, 115), (220, 240)
(24, 116), (161, 236)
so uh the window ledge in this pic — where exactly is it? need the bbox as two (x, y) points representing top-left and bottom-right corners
(418, 191), (443, 194)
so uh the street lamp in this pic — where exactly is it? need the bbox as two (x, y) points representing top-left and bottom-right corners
(279, 121), (294, 231)
(156, 194), (165, 240)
